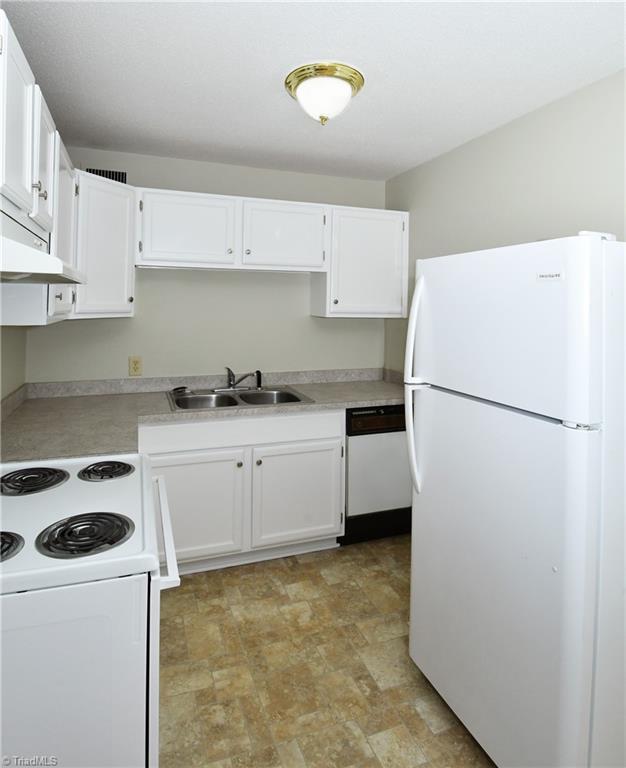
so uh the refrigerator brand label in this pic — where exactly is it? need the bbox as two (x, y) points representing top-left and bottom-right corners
(536, 272), (564, 281)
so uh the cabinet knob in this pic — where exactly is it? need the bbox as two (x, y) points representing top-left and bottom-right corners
(54, 292), (63, 300)
(236, 461), (243, 468)
(245, 249), (251, 255)
(333, 299), (339, 305)
(256, 459), (262, 466)
(32, 180), (42, 191)
(39, 190), (48, 200)
(128, 296), (134, 303)
(227, 248), (233, 255)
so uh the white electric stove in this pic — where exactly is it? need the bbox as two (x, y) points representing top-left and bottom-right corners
(0, 453), (179, 768)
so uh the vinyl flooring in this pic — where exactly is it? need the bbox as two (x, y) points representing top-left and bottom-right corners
(159, 534), (495, 768)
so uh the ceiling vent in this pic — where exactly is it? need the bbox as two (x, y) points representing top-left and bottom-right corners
(85, 168), (127, 184)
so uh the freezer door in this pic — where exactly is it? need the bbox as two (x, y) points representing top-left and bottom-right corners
(409, 386), (601, 768)
(412, 235), (612, 424)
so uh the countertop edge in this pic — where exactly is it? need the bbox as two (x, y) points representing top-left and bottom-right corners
(137, 395), (405, 426)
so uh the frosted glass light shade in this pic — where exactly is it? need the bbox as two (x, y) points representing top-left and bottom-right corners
(295, 76), (353, 124)
(285, 63), (364, 126)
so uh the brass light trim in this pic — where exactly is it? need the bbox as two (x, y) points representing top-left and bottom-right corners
(284, 62), (365, 101)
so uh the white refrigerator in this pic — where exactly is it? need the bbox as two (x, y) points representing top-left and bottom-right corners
(404, 232), (624, 768)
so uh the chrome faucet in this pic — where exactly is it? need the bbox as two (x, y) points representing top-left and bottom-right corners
(224, 367), (263, 390)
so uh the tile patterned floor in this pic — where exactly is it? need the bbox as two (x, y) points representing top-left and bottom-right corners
(160, 535), (495, 768)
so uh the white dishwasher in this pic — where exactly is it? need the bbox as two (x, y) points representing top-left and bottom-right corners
(342, 405), (412, 544)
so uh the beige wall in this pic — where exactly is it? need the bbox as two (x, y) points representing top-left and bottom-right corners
(1, 327), (26, 398)
(25, 150), (385, 383)
(385, 70), (626, 372)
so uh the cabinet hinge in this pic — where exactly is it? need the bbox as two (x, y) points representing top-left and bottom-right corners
(402, 221), (405, 232)
(74, 183), (79, 196)
(340, 512), (344, 524)
(138, 241), (143, 253)
(0, 35), (3, 55)
(323, 214), (326, 225)
(323, 250), (326, 262)
(139, 200), (143, 212)
(341, 445), (344, 458)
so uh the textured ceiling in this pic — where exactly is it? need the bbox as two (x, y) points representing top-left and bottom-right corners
(4, 1), (624, 180)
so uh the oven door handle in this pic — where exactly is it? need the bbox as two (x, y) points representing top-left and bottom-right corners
(154, 475), (180, 590)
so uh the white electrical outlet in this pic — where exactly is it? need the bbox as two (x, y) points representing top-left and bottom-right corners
(128, 356), (143, 377)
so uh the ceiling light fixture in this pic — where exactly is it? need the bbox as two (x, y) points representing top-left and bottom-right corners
(285, 62), (365, 126)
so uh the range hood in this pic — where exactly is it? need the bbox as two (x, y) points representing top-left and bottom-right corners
(1, 212), (85, 284)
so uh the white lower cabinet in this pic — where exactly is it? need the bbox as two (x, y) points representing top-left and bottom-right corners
(139, 411), (345, 567)
(151, 448), (245, 560)
(251, 439), (343, 548)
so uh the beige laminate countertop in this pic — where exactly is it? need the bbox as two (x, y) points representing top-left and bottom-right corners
(0, 381), (404, 462)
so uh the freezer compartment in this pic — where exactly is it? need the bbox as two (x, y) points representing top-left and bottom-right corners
(408, 234), (619, 425)
(408, 386), (601, 768)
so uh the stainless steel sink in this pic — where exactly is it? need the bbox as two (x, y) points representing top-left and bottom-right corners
(171, 393), (238, 409)
(167, 385), (312, 411)
(238, 389), (301, 405)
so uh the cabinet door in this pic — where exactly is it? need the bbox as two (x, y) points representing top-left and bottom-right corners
(242, 199), (328, 270)
(151, 449), (246, 561)
(0, 12), (35, 211)
(329, 208), (407, 316)
(251, 439), (343, 548)
(47, 135), (75, 319)
(51, 135), (77, 268)
(139, 189), (237, 267)
(29, 86), (56, 231)
(46, 285), (72, 318)
(73, 170), (136, 318)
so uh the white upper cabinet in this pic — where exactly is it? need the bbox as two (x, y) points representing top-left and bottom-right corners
(0, 10), (35, 212)
(29, 86), (56, 231)
(0, 283), (70, 326)
(311, 207), (408, 318)
(135, 187), (408, 317)
(138, 189), (238, 268)
(51, 135), (76, 268)
(48, 135), (77, 317)
(73, 170), (136, 318)
(242, 199), (328, 271)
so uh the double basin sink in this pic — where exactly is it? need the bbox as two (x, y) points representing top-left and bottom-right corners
(168, 386), (313, 411)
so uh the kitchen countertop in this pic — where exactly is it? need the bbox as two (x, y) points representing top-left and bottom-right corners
(0, 381), (404, 462)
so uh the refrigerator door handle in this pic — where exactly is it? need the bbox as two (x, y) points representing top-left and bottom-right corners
(404, 384), (426, 493)
(404, 275), (424, 385)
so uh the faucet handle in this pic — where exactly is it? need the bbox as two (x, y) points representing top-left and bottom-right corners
(225, 366), (236, 387)
(255, 370), (263, 389)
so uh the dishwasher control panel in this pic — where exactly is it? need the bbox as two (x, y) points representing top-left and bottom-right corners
(346, 404), (406, 436)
